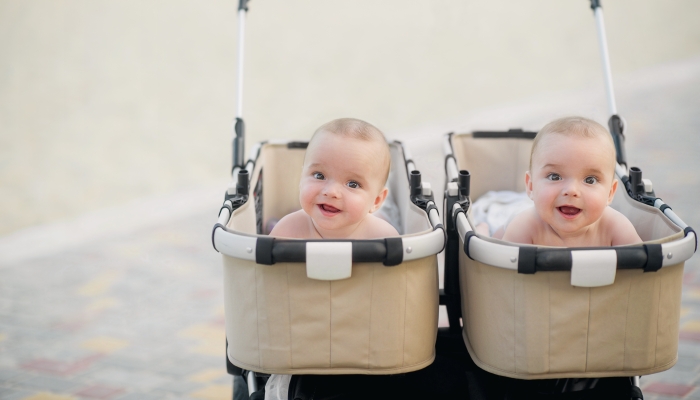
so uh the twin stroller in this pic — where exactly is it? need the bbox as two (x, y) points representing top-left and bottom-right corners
(212, 1), (697, 399)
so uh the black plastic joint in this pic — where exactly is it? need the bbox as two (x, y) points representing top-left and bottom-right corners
(238, 0), (250, 11)
(659, 204), (672, 213)
(463, 231), (476, 260)
(590, 0), (601, 10)
(684, 227), (698, 252)
(383, 237), (404, 266)
(517, 246), (538, 274)
(212, 223), (225, 252)
(643, 244), (663, 272)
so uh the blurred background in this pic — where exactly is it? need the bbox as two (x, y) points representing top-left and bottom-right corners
(2, 0), (700, 236)
(2, 2), (700, 399)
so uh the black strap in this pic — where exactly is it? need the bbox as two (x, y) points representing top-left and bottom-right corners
(463, 231), (476, 260)
(685, 226), (698, 252)
(255, 236), (275, 265)
(384, 237), (403, 266)
(643, 244), (663, 272)
(517, 246), (538, 274)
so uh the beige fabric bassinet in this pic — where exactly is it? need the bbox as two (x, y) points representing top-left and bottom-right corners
(213, 141), (444, 375)
(445, 131), (696, 380)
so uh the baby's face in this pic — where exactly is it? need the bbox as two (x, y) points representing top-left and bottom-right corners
(299, 132), (388, 236)
(526, 134), (618, 239)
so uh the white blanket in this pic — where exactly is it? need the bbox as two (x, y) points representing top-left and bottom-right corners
(470, 191), (533, 235)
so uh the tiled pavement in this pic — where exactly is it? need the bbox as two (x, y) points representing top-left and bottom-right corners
(1, 57), (699, 400)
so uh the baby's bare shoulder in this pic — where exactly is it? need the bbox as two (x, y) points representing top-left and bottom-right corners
(602, 207), (643, 246)
(501, 207), (537, 244)
(362, 215), (400, 239)
(269, 210), (313, 239)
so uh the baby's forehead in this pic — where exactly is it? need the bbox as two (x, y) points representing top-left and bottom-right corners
(533, 133), (616, 166)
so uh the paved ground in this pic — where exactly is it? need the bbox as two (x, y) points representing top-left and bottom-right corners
(1, 57), (699, 400)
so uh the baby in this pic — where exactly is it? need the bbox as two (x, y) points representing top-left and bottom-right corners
(270, 117), (399, 239)
(502, 116), (642, 247)
(264, 118), (398, 400)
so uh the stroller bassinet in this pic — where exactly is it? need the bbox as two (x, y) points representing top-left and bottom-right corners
(443, 130), (696, 380)
(435, 4), (697, 397)
(213, 139), (444, 376)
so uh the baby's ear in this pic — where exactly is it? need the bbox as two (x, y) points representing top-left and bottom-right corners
(370, 187), (389, 213)
(607, 179), (618, 205)
(525, 171), (534, 199)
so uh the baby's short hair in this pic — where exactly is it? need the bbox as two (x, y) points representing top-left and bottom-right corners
(311, 118), (392, 185)
(530, 116), (615, 170)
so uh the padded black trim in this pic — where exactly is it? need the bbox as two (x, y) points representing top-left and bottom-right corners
(433, 223), (444, 232)
(685, 227), (698, 252)
(472, 129), (537, 140)
(643, 244), (663, 272)
(287, 141), (308, 149)
(212, 223), (225, 252)
(272, 240), (305, 263)
(536, 249), (572, 271)
(615, 247), (648, 269)
(517, 246), (538, 274)
(255, 236), (275, 265)
(659, 204), (672, 213)
(463, 231), (476, 260)
(383, 237), (403, 266)
(352, 241), (386, 262)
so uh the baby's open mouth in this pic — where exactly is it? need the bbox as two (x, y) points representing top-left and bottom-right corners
(319, 204), (340, 214)
(558, 206), (581, 216)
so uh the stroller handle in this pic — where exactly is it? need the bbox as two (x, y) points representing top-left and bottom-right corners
(452, 202), (696, 287)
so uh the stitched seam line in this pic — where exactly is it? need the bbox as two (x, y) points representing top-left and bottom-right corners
(654, 279), (662, 367)
(329, 281), (332, 368)
(623, 277), (631, 370)
(585, 288), (592, 372)
(367, 265), (374, 369)
(287, 265), (293, 368)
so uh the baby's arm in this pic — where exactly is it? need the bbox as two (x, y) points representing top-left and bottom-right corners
(606, 208), (643, 246)
(500, 208), (536, 245)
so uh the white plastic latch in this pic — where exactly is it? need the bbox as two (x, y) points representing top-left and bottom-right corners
(642, 178), (653, 193)
(422, 182), (432, 197)
(306, 242), (352, 281)
(447, 182), (458, 197)
(570, 250), (617, 287)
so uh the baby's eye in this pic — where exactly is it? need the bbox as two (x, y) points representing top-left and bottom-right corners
(313, 172), (325, 180)
(584, 176), (598, 185)
(546, 173), (561, 181)
(347, 181), (360, 189)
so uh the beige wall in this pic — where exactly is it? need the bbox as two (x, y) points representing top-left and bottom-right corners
(1, 0), (700, 235)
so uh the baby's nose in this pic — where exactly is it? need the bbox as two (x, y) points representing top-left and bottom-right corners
(562, 180), (581, 196)
(322, 181), (341, 197)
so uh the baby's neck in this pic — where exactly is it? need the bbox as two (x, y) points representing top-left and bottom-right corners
(542, 222), (606, 247)
(309, 218), (364, 240)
